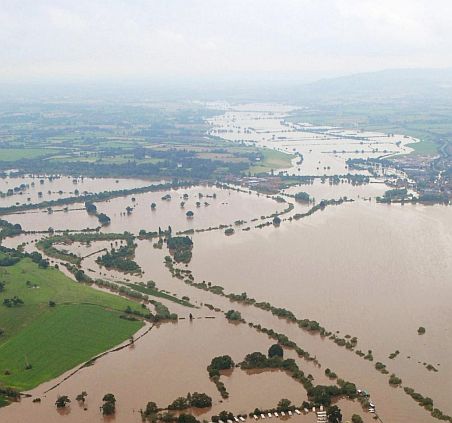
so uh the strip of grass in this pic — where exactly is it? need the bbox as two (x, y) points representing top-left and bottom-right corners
(129, 283), (194, 308)
(0, 258), (143, 390)
(250, 149), (294, 174)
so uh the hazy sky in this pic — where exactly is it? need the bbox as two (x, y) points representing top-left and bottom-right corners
(1, 0), (452, 82)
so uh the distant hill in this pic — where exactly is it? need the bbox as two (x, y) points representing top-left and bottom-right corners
(291, 68), (452, 104)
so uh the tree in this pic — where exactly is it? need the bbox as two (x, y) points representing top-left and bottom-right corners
(389, 374), (402, 386)
(102, 401), (115, 415)
(327, 405), (342, 423)
(218, 411), (234, 421)
(186, 210), (194, 218)
(103, 393), (116, 403)
(277, 398), (291, 411)
(243, 352), (267, 368)
(168, 396), (189, 410)
(268, 344), (284, 358)
(273, 216), (281, 226)
(144, 401), (158, 415)
(76, 391), (87, 403)
(418, 326), (426, 335)
(97, 213), (111, 226)
(75, 269), (86, 282)
(178, 414), (199, 423)
(225, 309), (242, 321)
(351, 414), (363, 423)
(102, 393), (116, 415)
(208, 355), (234, 377)
(55, 395), (71, 408)
(294, 192), (310, 202)
(85, 202), (97, 214)
(189, 392), (212, 408)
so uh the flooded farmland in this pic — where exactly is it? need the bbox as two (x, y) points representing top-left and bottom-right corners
(0, 105), (450, 423)
(2, 184), (286, 232)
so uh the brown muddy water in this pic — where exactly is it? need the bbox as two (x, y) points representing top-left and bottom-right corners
(2, 185), (285, 232)
(3, 198), (450, 423)
(0, 107), (449, 423)
(0, 318), (328, 423)
(0, 176), (156, 208)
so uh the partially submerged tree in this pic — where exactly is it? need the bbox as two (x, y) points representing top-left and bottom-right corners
(55, 395), (71, 408)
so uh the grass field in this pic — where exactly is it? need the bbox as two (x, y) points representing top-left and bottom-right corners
(250, 149), (294, 174)
(0, 257), (143, 391)
(405, 137), (439, 155)
(0, 148), (57, 161)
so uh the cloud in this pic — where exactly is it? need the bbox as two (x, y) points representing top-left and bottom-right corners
(0, 0), (451, 81)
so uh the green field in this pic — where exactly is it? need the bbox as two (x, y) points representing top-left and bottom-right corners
(406, 138), (438, 155)
(250, 149), (294, 174)
(0, 148), (58, 161)
(0, 257), (143, 391)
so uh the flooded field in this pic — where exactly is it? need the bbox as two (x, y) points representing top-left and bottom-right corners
(0, 319), (323, 423)
(2, 185), (286, 232)
(0, 175), (155, 207)
(186, 202), (452, 416)
(0, 106), (450, 423)
(208, 105), (417, 177)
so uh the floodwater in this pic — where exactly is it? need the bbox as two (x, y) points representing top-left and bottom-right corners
(0, 318), (326, 423)
(281, 178), (388, 201)
(0, 175), (156, 208)
(0, 105), (450, 423)
(208, 106), (417, 177)
(186, 202), (452, 420)
(4, 200), (449, 423)
(2, 185), (286, 232)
